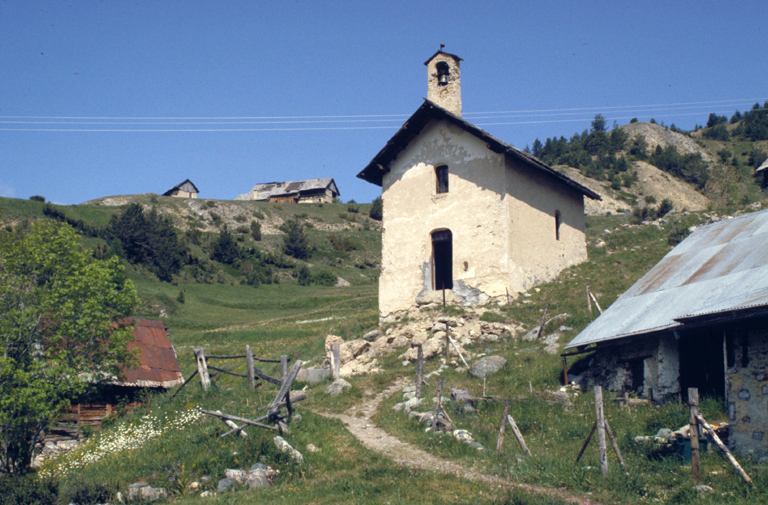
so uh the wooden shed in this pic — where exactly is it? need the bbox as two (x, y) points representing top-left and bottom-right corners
(48, 319), (184, 441)
(163, 179), (199, 198)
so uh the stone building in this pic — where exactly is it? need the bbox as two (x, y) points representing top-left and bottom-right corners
(163, 179), (199, 199)
(565, 209), (768, 457)
(357, 49), (599, 316)
(236, 178), (339, 203)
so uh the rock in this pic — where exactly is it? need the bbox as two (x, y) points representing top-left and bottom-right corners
(325, 378), (352, 396)
(402, 397), (423, 414)
(250, 463), (268, 471)
(551, 391), (573, 410)
(470, 356), (507, 378)
(522, 327), (541, 341)
(450, 388), (474, 405)
(390, 333), (411, 348)
(306, 444), (321, 453)
(340, 357), (380, 377)
(335, 277), (351, 287)
(464, 441), (485, 451)
(274, 436), (304, 463)
(200, 491), (215, 498)
(296, 367), (331, 384)
(453, 429), (474, 442)
(343, 339), (370, 360)
(432, 322), (448, 333)
(218, 478), (238, 492)
(140, 487), (167, 501)
(655, 428), (674, 441)
(403, 391), (417, 401)
(542, 332), (562, 354)
(411, 333), (429, 346)
(362, 329), (380, 342)
(402, 384), (417, 394)
(399, 337), (444, 361)
(694, 485), (714, 495)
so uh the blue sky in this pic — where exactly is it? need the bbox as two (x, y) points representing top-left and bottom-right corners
(2, 1), (767, 204)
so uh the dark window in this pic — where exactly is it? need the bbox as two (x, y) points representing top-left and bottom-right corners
(436, 62), (450, 86)
(436, 165), (449, 194)
(555, 211), (561, 241)
(432, 230), (453, 290)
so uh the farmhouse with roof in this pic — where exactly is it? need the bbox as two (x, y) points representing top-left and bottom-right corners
(236, 178), (339, 203)
(565, 209), (768, 457)
(163, 179), (199, 199)
(357, 49), (600, 317)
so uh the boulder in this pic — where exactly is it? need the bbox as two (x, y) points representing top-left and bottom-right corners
(217, 478), (238, 493)
(274, 436), (304, 463)
(296, 367), (331, 384)
(128, 483), (167, 502)
(399, 337), (445, 361)
(362, 329), (380, 342)
(470, 356), (507, 378)
(325, 378), (352, 396)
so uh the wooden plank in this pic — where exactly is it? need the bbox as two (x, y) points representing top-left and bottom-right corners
(696, 413), (752, 485)
(220, 392), (308, 437)
(252, 366), (282, 386)
(536, 303), (550, 340)
(586, 284), (592, 315)
(594, 386), (608, 476)
(689, 388), (700, 484)
(604, 419), (625, 468)
(447, 336), (470, 370)
(415, 345), (423, 399)
(589, 291), (603, 314)
(194, 347), (210, 392)
(208, 365), (248, 378)
(198, 408), (276, 431)
(246, 345), (255, 390)
(507, 414), (532, 456)
(331, 343), (341, 380)
(497, 399), (510, 452)
(170, 369), (198, 400)
(576, 423), (598, 464)
(433, 377), (444, 430)
(270, 360), (303, 412)
(215, 410), (248, 438)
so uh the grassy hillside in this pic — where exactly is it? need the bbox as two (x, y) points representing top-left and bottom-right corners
(3, 198), (762, 504)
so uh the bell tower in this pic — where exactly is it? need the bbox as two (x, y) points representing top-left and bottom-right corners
(424, 45), (463, 117)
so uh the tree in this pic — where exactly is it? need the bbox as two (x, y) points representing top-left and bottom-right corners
(250, 221), (262, 241)
(282, 219), (310, 259)
(210, 225), (239, 265)
(591, 114), (607, 134)
(0, 222), (139, 473)
(369, 196), (383, 221)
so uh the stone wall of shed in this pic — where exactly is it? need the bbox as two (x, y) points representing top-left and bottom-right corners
(586, 334), (680, 402)
(726, 323), (768, 459)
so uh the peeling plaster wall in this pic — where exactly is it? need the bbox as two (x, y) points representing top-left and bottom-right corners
(378, 119), (588, 316)
(726, 322), (768, 459)
(505, 158), (586, 294)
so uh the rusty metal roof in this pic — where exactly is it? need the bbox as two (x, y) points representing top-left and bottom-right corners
(565, 209), (768, 349)
(118, 318), (184, 388)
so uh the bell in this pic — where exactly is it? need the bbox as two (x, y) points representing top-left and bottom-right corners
(438, 73), (448, 85)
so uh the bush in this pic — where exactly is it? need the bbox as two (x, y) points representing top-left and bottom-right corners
(28, 195), (45, 203)
(329, 234), (362, 252)
(252, 210), (265, 220)
(312, 269), (337, 286)
(59, 478), (117, 505)
(668, 224), (692, 246)
(282, 219), (311, 259)
(369, 196), (383, 221)
(656, 198), (673, 218)
(0, 474), (58, 505)
(210, 226), (240, 265)
(296, 265), (311, 286)
(205, 200), (217, 208)
(702, 123), (729, 140)
(250, 221), (262, 241)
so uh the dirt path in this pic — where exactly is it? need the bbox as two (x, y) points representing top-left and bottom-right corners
(318, 378), (601, 505)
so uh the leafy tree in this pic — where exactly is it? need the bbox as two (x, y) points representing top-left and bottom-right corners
(702, 123), (729, 140)
(0, 222), (138, 473)
(369, 196), (383, 221)
(706, 113), (727, 128)
(283, 219), (310, 259)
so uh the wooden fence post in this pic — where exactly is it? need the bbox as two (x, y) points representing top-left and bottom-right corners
(586, 284), (592, 315)
(507, 414), (532, 456)
(536, 304), (550, 340)
(281, 355), (288, 382)
(594, 386), (608, 476)
(562, 356), (569, 385)
(445, 333), (450, 362)
(194, 347), (210, 392)
(415, 345), (424, 399)
(689, 388), (700, 484)
(331, 344), (341, 380)
(497, 399), (511, 452)
(433, 377), (444, 430)
(246, 345), (255, 390)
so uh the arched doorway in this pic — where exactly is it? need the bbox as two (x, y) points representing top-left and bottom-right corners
(431, 229), (453, 290)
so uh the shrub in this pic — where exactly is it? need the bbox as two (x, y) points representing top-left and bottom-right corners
(347, 203), (359, 213)
(312, 269), (337, 286)
(282, 219), (311, 259)
(234, 214), (247, 222)
(296, 265), (311, 286)
(250, 221), (262, 241)
(329, 234), (362, 252)
(29, 195), (45, 203)
(210, 226), (240, 265)
(252, 210), (265, 219)
(234, 225), (249, 234)
(668, 224), (692, 246)
(176, 290), (185, 304)
(656, 198), (673, 218)
(205, 200), (217, 208)
(369, 196), (383, 221)
(0, 474), (58, 505)
(60, 478), (117, 505)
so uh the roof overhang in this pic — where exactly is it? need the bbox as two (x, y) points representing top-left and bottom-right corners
(356, 100), (600, 200)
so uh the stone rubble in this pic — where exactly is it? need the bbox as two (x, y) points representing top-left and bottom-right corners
(217, 463), (276, 493)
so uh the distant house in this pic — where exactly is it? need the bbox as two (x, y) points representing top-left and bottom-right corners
(756, 158), (768, 187)
(564, 209), (768, 458)
(236, 178), (340, 203)
(163, 179), (199, 199)
(357, 49), (599, 317)
(48, 319), (184, 441)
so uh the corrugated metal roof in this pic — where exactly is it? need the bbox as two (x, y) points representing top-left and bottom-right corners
(565, 209), (768, 349)
(237, 178), (339, 201)
(117, 318), (184, 389)
(756, 158), (768, 173)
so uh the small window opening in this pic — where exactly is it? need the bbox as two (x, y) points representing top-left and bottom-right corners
(555, 211), (561, 241)
(432, 230), (453, 290)
(436, 62), (450, 86)
(436, 165), (449, 194)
